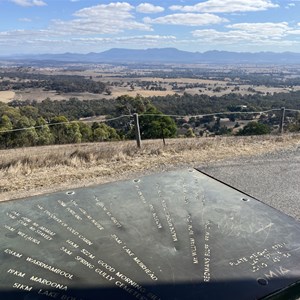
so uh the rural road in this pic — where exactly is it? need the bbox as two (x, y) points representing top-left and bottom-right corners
(198, 146), (300, 221)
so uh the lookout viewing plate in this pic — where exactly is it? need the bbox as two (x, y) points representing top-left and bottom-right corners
(1, 169), (300, 300)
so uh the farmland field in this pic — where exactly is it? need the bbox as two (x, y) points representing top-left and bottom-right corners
(0, 91), (15, 103)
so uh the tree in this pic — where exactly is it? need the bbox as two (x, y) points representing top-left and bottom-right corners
(66, 122), (82, 144)
(0, 115), (13, 148)
(185, 128), (195, 138)
(78, 122), (93, 142)
(237, 122), (271, 136)
(11, 116), (38, 147)
(139, 105), (177, 139)
(35, 117), (53, 145)
(92, 123), (120, 142)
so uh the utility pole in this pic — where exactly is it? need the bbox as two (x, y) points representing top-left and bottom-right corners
(279, 107), (285, 134)
(133, 113), (141, 148)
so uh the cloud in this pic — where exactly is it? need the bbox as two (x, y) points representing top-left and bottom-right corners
(50, 2), (152, 35)
(286, 3), (296, 8)
(170, 0), (279, 13)
(144, 13), (228, 26)
(136, 3), (164, 13)
(227, 22), (290, 38)
(18, 18), (32, 22)
(11, 0), (47, 6)
(192, 22), (300, 46)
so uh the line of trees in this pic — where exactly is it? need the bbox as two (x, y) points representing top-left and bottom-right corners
(1, 92), (300, 149)
(0, 103), (120, 149)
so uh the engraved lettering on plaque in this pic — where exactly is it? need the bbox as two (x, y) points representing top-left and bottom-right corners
(94, 197), (122, 228)
(204, 221), (211, 282)
(157, 184), (178, 242)
(134, 184), (163, 229)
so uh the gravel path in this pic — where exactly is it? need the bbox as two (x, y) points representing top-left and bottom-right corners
(199, 146), (300, 221)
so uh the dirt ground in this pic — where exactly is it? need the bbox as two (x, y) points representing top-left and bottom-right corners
(0, 134), (299, 202)
(0, 91), (15, 103)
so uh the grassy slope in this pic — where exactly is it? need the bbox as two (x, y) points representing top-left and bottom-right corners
(0, 134), (299, 202)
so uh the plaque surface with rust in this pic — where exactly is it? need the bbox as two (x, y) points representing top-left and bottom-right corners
(1, 169), (300, 300)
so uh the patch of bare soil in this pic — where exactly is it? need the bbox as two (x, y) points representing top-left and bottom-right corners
(0, 134), (299, 202)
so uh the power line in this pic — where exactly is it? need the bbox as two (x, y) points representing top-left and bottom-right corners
(0, 108), (299, 135)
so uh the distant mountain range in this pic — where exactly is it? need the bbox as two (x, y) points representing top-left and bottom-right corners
(3, 48), (300, 64)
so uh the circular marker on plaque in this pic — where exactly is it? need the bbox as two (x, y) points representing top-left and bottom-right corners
(257, 278), (268, 286)
(66, 191), (75, 195)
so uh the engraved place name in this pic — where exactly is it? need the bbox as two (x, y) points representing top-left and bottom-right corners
(187, 214), (199, 264)
(37, 205), (92, 246)
(58, 200), (83, 221)
(60, 239), (161, 300)
(156, 184), (178, 242)
(94, 197), (123, 228)
(204, 221), (211, 282)
(111, 234), (158, 281)
(134, 184), (163, 229)
(181, 180), (189, 204)
(37, 289), (83, 300)
(30, 276), (68, 291)
(70, 200), (104, 231)
(26, 257), (74, 279)
(6, 210), (56, 241)
(229, 243), (292, 273)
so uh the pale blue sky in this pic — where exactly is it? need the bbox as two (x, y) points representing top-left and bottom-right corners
(1, 0), (300, 54)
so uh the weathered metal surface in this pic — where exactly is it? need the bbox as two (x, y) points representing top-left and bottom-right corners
(1, 169), (300, 300)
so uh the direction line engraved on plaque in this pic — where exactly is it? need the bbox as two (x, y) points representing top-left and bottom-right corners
(229, 242), (292, 273)
(94, 196), (123, 228)
(134, 184), (163, 229)
(204, 221), (211, 282)
(37, 205), (93, 245)
(156, 184), (178, 242)
(111, 234), (158, 281)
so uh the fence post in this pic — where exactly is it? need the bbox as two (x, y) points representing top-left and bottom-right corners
(161, 124), (166, 146)
(133, 113), (141, 148)
(279, 107), (285, 134)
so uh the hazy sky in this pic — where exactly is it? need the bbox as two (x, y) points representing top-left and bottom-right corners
(1, 0), (300, 55)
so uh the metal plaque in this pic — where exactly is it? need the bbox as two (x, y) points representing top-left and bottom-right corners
(1, 169), (300, 300)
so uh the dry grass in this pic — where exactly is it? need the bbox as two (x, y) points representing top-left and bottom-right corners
(0, 134), (299, 202)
